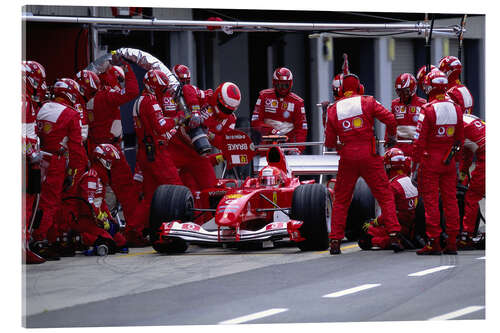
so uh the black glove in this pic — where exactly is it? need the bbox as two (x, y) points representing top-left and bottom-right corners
(320, 101), (330, 113)
(385, 135), (397, 148)
(188, 115), (203, 129)
(411, 163), (419, 186)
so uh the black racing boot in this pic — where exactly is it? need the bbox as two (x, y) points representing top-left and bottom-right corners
(329, 239), (341, 255)
(443, 233), (458, 255)
(457, 232), (475, 251)
(30, 240), (61, 261)
(389, 232), (405, 253)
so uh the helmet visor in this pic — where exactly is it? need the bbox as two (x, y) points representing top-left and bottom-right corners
(217, 100), (234, 115)
(260, 176), (277, 187)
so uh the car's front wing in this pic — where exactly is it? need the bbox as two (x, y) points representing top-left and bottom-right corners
(158, 220), (292, 244)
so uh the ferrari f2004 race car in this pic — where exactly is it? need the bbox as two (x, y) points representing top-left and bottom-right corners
(148, 132), (333, 253)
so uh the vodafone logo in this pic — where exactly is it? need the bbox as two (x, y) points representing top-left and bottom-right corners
(182, 223), (201, 231)
(437, 127), (446, 136)
(342, 120), (351, 129)
(474, 120), (483, 128)
(408, 199), (415, 209)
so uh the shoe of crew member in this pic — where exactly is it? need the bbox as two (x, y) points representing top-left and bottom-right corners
(457, 231), (475, 250)
(416, 238), (442, 255)
(330, 239), (341, 255)
(389, 232), (404, 253)
(30, 240), (61, 261)
(443, 233), (458, 255)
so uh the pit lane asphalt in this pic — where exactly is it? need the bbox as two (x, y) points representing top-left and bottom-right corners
(23, 243), (485, 328)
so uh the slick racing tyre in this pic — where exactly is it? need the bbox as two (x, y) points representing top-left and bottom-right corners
(291, 183), (331, 251)
(345, 178), (376, 241)
(149, 185), (194, 253)
(152, 237), (189, 254)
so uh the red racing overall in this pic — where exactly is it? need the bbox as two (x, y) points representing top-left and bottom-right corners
(325, 93), (400, 241)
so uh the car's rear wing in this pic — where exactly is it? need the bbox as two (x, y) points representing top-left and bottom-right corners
(252, 139), (412, 179)
(253, 153), (340, 177)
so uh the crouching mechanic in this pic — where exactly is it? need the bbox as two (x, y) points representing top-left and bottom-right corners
(324, 74), (404, 255)
(67, 150), (127, 255)
(412, 70), (464, 255)
(251, 67), (307, 154)
(358, 148), (419, 250)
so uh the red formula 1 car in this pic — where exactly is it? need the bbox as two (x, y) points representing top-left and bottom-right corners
(148, 131), (333, 253)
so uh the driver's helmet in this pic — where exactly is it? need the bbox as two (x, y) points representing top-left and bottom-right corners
(258, 166), (285, 188)
(383, 147), (406, 171)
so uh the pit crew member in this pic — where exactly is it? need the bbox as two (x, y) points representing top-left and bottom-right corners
(68, 152), (127, 254)
(166, 81), (240, 192)
(389, 73), (427, 156)
(412, 70), (464, 255)
(324, 73), (403, 255)
(251, 67), (307, 154)
(438, 56), (474, 114)
(416, 65), (437, 97)
(457, 113), (485, 250)
(133, 69), (183, 208)
(22, 60), (47, 264)
(358, 148), (419, 250)
(32, 78), (87, 260)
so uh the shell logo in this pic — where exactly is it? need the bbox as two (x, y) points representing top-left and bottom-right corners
(42, 122), (52, 134)
(87, 111), (94, 122)
(352, 117), (363, 128)
(271, 100), (278, 108)
(446, 126), (455, 137)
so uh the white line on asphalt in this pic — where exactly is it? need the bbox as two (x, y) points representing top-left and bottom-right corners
(218, 308), (288, 324)
(428, 306), (485, 320)
(408, 265), (455, 277)
(322, 284), (381, 298)
(476, 256), (485, 260)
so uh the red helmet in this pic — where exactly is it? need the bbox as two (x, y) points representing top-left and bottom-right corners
(22, 60), (47, 102)
(258, 166), (285, 188)
(423, 70), (449, 95)
(438, 56), (462, 80)
(384, 148), (406, 170)
(340, 74), (361, 97)
(272, 67), (293, 96)
(52, 78), (82, 106)
(215, 82), (241, 115)
(92, 144), (121, 170)
(395, 73), (417, 102)
(143, 69), (170, 97)
(75, 70), (101, 101)
(100, 65), (125, 89)
(416, 65), (437, 91)
(332, 73), (344, 98)
(173, 64), (191, 84)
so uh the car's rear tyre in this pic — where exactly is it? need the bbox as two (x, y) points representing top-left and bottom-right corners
(291, 184), (331, 251)
(149, 185), (193, 253)
(345, 178), (376, 241)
